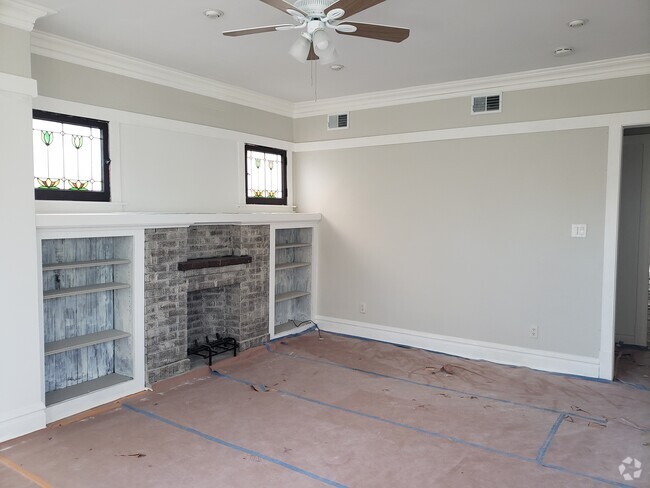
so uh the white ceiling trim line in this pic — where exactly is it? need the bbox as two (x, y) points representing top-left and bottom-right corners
(0, 0), (55, 31)
(30, 31), (295, 118)
(293, 54), (650, 118)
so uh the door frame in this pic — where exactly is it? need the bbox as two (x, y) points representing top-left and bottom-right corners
(600, 113), (650, 380)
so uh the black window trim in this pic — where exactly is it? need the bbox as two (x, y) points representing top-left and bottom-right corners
(33, 109), (111, 202)
(245, 143), (288, 206)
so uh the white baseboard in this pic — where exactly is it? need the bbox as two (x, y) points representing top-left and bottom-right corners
(45, 381), (146, 424)
(316, 316), (601, 378)
(0, 404), (46, 444)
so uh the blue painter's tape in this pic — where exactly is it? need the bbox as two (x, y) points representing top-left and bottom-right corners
(123, 403), (347, 488)
(211, 370), (533, 463)
(536, 414), (566, 463)
(264, 342), (606, 424)
(615, 379), (650, 392)
(211, 371), (634, 488)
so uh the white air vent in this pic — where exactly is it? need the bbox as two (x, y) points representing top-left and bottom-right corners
(471, 94), (502, 115)
(328, 112), (349, 130)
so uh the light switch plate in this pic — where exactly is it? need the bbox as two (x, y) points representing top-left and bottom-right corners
(571, 224), (588, 238)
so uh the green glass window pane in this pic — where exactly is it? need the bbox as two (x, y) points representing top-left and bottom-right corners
(32, 111), (109, 201)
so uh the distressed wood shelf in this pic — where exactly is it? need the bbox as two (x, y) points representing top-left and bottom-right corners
(275, 291), (311, 303)
(45, 373), (132, 406)
(276, 243), (311, 250)
(274, 321), (298, 335)
(276, 262), (311, 271)
(45, 329), (131, 356)
(42, 259), (130, 271)
(178, 255), (252, 271)
(43, 282), (130, 300)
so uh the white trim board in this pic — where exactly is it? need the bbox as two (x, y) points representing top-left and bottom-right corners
(316, 316), (601, 379)
(44, 381), (144, 424)
(0, 403), (45, 443)
(294, 110), (650, 153)
(29, 30), (650, 119)
(0, 71), (37, 97)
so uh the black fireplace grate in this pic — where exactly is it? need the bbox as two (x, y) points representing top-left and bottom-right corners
(187, 334), (238, 366)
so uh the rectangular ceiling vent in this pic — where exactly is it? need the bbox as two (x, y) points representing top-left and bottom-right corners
(327, 113), (349, 130)
(471, 93), (502, 115)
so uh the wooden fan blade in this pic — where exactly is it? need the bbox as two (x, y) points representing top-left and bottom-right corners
(223, 24), (294, 36)
(259, 0), (307, 17)
(337, 22), (409, 42)
(326, 0), (386, 20)
(307, 44), (319, 61)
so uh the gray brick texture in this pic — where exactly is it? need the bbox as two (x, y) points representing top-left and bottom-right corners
(144, 225), (270, 384)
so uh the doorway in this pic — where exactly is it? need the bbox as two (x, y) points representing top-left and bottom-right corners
(614, 126), (650, 386)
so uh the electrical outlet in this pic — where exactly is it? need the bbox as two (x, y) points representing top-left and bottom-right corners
(359, 302), (367, 314)
(530, 325), (539, 339)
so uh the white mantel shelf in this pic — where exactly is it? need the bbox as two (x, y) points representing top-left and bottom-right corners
(35, 212), (322, 229)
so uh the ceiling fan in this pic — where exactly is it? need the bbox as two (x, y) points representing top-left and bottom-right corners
(223, 0), (410, 64)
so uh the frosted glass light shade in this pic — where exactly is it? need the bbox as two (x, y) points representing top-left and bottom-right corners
(312, 29), (329, 51)
(318, 47), (338, 65)
(289, 34), (312, 63)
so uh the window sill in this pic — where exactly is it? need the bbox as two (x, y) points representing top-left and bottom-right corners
(35, 200), (127, 214)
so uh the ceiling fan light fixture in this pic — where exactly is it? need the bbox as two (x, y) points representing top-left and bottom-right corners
(312, 28), (329, 51)
(318, 47), (338, 65)
(289, 33), (312, 63)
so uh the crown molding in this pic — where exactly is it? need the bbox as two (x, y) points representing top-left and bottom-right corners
(29, 29), (650, 120)
(0, 0), (55, 31)
(293, 54), (650, 118)
(30, 31), (295, 118)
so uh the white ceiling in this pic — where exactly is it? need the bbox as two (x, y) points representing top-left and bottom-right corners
(32, 0), (650, 103)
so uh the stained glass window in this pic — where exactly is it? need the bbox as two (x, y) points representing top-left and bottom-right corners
(245, 144), (287, 205)
(32, 110), (111, 201)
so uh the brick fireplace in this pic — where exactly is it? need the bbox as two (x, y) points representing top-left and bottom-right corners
(144, 225), (270, 384)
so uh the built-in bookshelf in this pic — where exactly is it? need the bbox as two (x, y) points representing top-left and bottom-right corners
(272, 227), (313, 337)
(41, 236), (134, 407)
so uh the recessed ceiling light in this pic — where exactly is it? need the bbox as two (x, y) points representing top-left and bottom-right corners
(553, 47), (574, 57)
(204, 9), (224, 19)
(568, 19), (588, 28)
(330, 64), (345, 71)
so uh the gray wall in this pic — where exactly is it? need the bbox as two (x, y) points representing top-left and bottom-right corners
(0, 24), (31, 76)
(294, 128), (608, 358)
(294, 75), (650, 142)
(32, 55), (293, 141)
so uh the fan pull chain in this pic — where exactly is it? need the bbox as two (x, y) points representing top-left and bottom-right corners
(313, 61), (319, 102)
